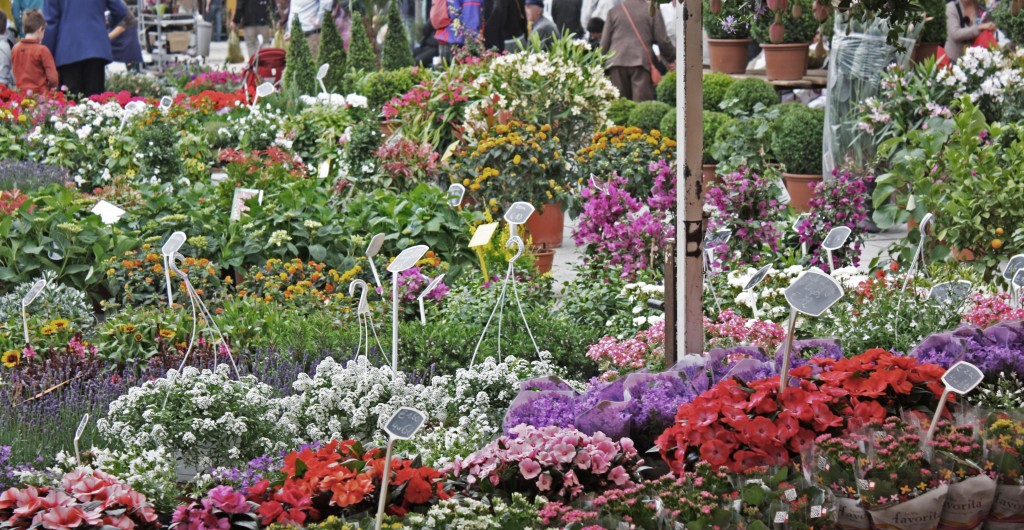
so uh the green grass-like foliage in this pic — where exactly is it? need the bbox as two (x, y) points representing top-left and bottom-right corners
(382, 2), (414, 70)
(317, 10), (348, 92)
(769, 105), (823, 175)
(722, 77), (779, 116)
(285, 17), (317, 95)
(627, 100), (672, 132)
(348, 11), (378, 72)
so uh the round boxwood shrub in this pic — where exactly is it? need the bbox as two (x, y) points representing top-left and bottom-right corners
(703, 0), (751, 39)
(608, 98), (637, 126)
(659, 108), (675, 137)
(627, 100), (673, 132)
(993, 2), (1024, 46)
(919, 0), (947, 44)
(656, 70), (676, 106)
(722, 77), (779, 115)
(703, 72), (735, 112)
(751, 0), (819, 44)
(703, 111), (733, 164)
(769, 106), (824, 175)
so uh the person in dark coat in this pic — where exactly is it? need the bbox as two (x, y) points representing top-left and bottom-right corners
(482, 0), (525, 51)
(551, 0), (582, 37)
(43, 0), (127, 97)
(107, 1), (143, 71)
(600, 0), (672, 101)
(414, 21), (439, 66)
(233, 0), (275, 58)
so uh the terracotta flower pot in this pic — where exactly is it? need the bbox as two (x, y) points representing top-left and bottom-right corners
(783, 172), (822, 212)
(533, 248), (555, 273)
(761, 42), (810, 81)
(702, 164), (720, 186)
(912, 42), (941, 64)
(525, 202), (564, 248)
(707, 39), (752, 74)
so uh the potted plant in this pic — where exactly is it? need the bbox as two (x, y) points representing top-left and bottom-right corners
(992, 0), (1024, 46)
(752, 0), (823, 81)
(914, 0), (947, 63)
(769, 105), (824, 211)
(704, 0), (754, 74)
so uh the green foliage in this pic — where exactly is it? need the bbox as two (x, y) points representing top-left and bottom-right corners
(751, 0), (820, 44)
(317, 10), (348, 92)
(659, 108), (676, 138)
(918, 0), (947, 43)
(993, 1), (1024, 45)
(356, 67), (422, 109)
(626, 101), (672, 132)
(382, 2), (414, 70)
(769, 105), (823, 174)
(722, 77), (779, 116)
(607, 98), (637, 126)
(703, 0), (752, 39)
(703, 111), (733, 164)
(105, 72), (168, 99)
(703, 71), (736, 111)
(348, 11), (378, 73)
(656, 70), (676, 106)
(285, 17), (317, 95)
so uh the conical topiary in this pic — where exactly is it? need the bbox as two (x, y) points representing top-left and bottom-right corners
(348, 11), (378, 72)
(317, 10), (347, 92)
(286, 17), (317, 95)
(381, 2), (414, 70)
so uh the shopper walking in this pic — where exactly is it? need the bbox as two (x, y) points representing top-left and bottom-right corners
(42, 0), (127, 97)
(233, 0), (275, 57)
(287, 0), (333, 57)
(600, 0), (672, 101)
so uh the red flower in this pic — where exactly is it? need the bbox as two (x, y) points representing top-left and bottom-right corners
(403, 476), (433, 504)
(36, 505), (86, 530)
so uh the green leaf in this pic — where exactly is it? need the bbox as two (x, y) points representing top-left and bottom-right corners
(309, 244), (327, 262)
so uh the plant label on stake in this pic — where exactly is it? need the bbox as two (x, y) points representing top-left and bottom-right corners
(1003, 254), (1024, 281)
(447, 183), (466, 207)
(1014, 269), (1024, 308)
(820, 226), (852, 274)
(366, 233), (387, 291)
(902, 212), (935, 296)
(161, 232), (187, 308)
(91, 200), (126, 225)
(387, 245), (429, 372)
(252, 82), (275, 106)
(159, 96), (173, 111)
(703, 229), (731, 270)
(418, 274), (446, 325)
(74, 413), (89, 465)
(316, 63), (329, 95)
(779, 269), (843, 392)
(928, 280), (973, 306)
(230, 188), (263, 221)
(743, 264), (773, 318)
(926, 361), (984, 443)
(469, 222), (498, 280)
(318, 159), (331, 180)
(210, 171), (228, 184)
(504, 202), (535, 240)
(375, 407), (427, 530)
(21, 279), (46, 344)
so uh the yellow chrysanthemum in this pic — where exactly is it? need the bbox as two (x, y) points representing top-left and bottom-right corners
(1, 349), (21, 368)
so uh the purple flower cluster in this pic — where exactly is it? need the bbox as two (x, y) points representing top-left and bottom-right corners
(796, 170), (873, 271)
(395, 266), (449, 304)
(572, 161), (675, 279)
(912, 320), (1024, 379)
(705, 168), (785, 267)
(0, 160), (70, 192)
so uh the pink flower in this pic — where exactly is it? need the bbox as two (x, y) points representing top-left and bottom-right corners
(33, 505), (85, 530)
(609, 465), (630, 486)
(518, 459), (542, 480)
(551, 443), (575, 464)
(207, 485), (250, 514)
(537, 473), (553, 491)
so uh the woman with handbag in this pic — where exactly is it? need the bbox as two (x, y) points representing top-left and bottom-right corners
(599, 0), (672, 102)
(942, 0), (996, 64)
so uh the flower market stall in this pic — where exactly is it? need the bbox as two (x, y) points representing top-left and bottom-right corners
(2, 0), (1024, 528)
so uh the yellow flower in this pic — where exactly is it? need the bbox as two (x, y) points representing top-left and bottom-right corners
(159, 329), (176, 339)
(513, 155), (522, 165)
(1, 349), (21, 368)
(51, 319), (70, 330)
(40, 325), (57, 336)
(917, 482), (927, 491)
(133, 333), (144, 343)
(119, 324), (138, 334)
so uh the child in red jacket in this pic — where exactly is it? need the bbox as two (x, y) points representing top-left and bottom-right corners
(12, 10), (58, 93)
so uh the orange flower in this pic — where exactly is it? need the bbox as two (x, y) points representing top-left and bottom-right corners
(330, 473), (374, 507)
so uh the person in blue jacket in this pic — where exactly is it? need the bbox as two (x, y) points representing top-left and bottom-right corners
(42, 0), (126, 97)
(107, 0), (142, 72)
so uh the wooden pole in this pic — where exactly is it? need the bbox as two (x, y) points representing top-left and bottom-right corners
(664, 238), (676, 366)
(676, 0), (705, 356)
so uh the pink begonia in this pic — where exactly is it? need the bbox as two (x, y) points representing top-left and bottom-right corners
(963, 292), (1024, 329)
(704, 309), (786, 352)
(587, 320), (667, 373)
(518, 459), (541, 480)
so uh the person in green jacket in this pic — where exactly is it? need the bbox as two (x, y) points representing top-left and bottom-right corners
(13, 0), (44, 36)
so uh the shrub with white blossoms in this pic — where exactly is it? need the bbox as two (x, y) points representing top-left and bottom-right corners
(404, 493), (540, 529)
(937, 47), (1024, 121)
(280, 356), (448, 446)
(97, 364), (289, 471)
(28, 100), (126, 188)
(411, 354), (559, 467)
(219, 104), (288, 151)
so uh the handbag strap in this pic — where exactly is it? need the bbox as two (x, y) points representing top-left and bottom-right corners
(620, 3), (655, 66)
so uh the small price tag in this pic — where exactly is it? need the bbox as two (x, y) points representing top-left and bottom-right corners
(784, 488), (797, 501)
(817, 456), (830, 471)
(856, 479), (876, 490)
(774, 511), (789, 523)
(318, 159), (331, 180)
(810, 506), (825, 518)
(469, 222), (499, 248)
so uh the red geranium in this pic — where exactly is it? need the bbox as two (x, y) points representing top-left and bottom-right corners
(657, 349), (947, 473)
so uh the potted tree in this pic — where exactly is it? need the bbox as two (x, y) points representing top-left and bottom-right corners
(914, 0), (947, 63)
(704, 0), (754, 74)
(770, 105), (824, 211)
(752, 0), (822, 81)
